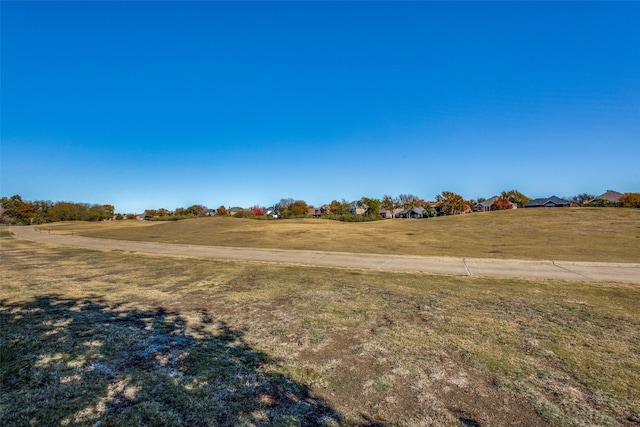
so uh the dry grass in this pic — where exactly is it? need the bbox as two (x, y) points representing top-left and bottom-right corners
(3, 229), (640, 426)
(40, 208), (640, 263)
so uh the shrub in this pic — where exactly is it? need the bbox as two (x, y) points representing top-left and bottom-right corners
(620, 193), (640, 208)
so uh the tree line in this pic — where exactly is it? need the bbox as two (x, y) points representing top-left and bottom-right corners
(0, 195), (114, 225)
(2, 190), (639, 225)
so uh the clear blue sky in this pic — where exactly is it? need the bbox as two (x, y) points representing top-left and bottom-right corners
(2, 1), (638, 213)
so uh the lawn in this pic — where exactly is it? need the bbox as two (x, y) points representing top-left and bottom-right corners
(2, 229), (639, 426)
(38, 208), (640, 263)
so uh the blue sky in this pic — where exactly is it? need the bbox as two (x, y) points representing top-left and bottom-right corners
(2, 1), (639, 213)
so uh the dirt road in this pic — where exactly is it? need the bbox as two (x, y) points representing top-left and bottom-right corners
(11, 226), (640, 284)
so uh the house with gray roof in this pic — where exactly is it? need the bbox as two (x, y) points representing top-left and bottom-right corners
(397, 207), (426, 218)
(349, 201), (367, 215)
(524, 196), (572, 208)
(477, 196), (516, 212)
(380, 208), (404, 219)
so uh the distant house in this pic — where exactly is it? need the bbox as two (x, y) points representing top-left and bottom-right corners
(593, 190), (623, 204)
(477, 196), (517, 212)
(380, 208), (404, 219)
(228, 207), (243, 216)
(349, 201), (367, 216)
(264, 207), (280, 218)
(313, 205), (330, 217)
(524, 196), (572, 208)
(397, 207), (426, 219)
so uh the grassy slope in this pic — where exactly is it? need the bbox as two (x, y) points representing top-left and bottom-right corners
(2, 229), (639, 426)
(43, 208), (640, 262)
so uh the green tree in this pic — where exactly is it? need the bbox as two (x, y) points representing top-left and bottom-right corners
(501, 189), (531, 208)
(103, 204), (115, 217)
(585, 198), (620, 208)
(359, 197), (381, 218)
(328, 199), (350, 215)
(186, 205), (208, 217)
(29, 200), (53, 224)
(0, 195), (34, 224)
(288, 200), (309, 217)
(48, 202), (88, 222)
(276, 198), (295, 211)
(88, 204), (112, 221)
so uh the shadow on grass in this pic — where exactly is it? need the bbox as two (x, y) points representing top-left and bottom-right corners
(1, 296), (382, 426)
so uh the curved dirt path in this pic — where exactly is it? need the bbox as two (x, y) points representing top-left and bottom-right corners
(11, 226), (640, 284)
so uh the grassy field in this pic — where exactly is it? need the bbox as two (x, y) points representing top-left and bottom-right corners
(2, 228), (639, 426)
(39, 208), (640, 263)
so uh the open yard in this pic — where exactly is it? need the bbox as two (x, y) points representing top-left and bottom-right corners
(2, 228), (639, 426)
(38, 208), (640, 263)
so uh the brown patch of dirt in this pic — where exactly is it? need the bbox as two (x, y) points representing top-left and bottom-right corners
(294, 329), (549, 426)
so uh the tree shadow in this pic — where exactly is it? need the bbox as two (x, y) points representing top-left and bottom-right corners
(1, 296), (381, 426)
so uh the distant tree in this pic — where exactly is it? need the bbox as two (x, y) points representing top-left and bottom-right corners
(115, 213), (124, 220)
(380, 195), (396, 217)
(585, 199), (620, 208)
(423, 206), (438, 218)
(103, 204), (115, 217)
(436, 191), (467, 215)
(396, 194), (420, 209)
(359, 197), (381, 218)
(29, 200), (53, 224)
(491, 196), (513, 211)
(233, 208), (247, 218)
(276, 198), (295, 211)
(186, 205), (208, 217)
(328, 199), (350, 215)
(126, 213), (137, 220)
(0, 195), (33, 224)
(477, 197), (486, 204)
(215, 205), (228, 216)
(49, 201), (89, 222)
(0, 203), (8, 225)
(156, 208), (170, 217)
(88, 204), (112, 221)
(620, 193), (640, 208)
(250, 205), (265, 216)
(144, 209), (158, 218)
(570, 193), (595, 206)
(501, 189), (531, 208)
(175, 207), (187, 216)
(288, 200), (309, 217)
